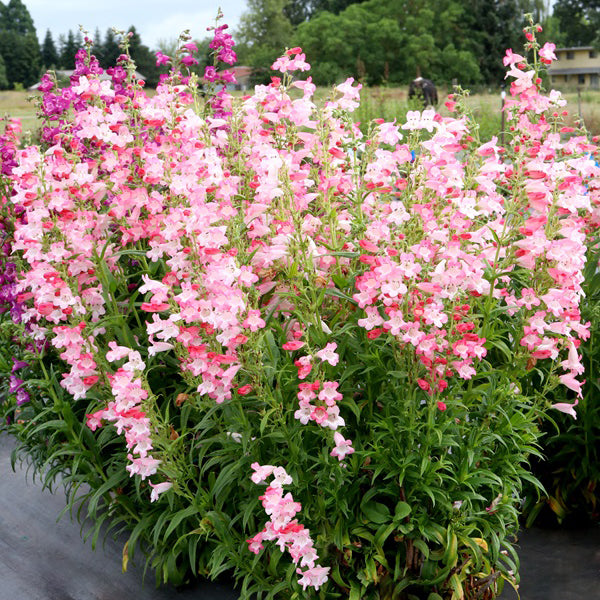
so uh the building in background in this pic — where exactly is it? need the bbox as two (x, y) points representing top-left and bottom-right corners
(548, 47), (600, 89)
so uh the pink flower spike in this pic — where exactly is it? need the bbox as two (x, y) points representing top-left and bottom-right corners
(155, 51), (170, 66)
(246, 533), (264, 554)
(181, 55), (199, 67)
(141, 302), (170, 312)
(297, 565), (330, 591)
(503, 48), (525, 66)
(282, 340), (305, 351)
(86, 410), (105, 431)
(106, 341), (131, 362)
(271, 466), (293, 488)
(125, 455), (161, 480)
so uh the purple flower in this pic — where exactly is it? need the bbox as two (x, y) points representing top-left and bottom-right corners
(217, 48), (237, 65)
(204, 66), (218, 82)
(11, 358), (29, 372)
(37, 73), (55, 93)
(8, 375), (24, 394)
(16, 387), (30, 406)
(219, 69), (237, 84)
(155, 52), (170, 67)
(181, 55), (199, 67)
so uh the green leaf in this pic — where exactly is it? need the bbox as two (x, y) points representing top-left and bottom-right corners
(87, 469), (128, 517)
(349, 582), (365, 600)
(394, 501), (411, 521)
(362, 501), (391, 524)
(413, 538), (430, 560)
(323, 287), (356, 304)
(164, 505), (199, 541)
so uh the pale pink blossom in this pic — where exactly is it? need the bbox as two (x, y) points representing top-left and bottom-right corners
(315, 342), (339, 366)
(149, 481), (173, 502)
(330, 432), (355, 461)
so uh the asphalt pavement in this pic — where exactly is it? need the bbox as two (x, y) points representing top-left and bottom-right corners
(1, 433), (599, 600)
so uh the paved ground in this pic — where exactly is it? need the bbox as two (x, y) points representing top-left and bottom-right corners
(1, 433), (599, 599)
(0, 434), (237, 600)
(499, 524), (600, 600)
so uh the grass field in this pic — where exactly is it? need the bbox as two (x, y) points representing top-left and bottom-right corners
(354, 86), (600, 139)
(0, 90), (41, 137)
(1, 85), (598, 143)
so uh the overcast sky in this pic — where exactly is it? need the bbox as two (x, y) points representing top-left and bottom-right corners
(26, 0), (247, 50)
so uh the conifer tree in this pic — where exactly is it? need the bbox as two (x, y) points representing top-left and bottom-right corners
(41, 29), (59, 69)
(0, 52), (8, 89)
(0, 0), (41, 87)
(2, 0), (35, 35)
(91, 27), (104, 65)
(127, 26), (161, 87)
(101, 28), (121, 68)
(59, 30), (77, 69)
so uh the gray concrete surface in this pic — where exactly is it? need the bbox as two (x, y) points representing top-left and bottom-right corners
(2, 433), (599, 599)
(0, 433), (238, 600)
(500, 524), (600, 600)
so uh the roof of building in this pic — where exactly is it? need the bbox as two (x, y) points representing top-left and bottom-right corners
(548, 67), (600, 75)
(555, 46), (596, 52)
(231, 66), (252, 78)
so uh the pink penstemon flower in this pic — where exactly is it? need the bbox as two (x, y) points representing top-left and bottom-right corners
(248, 465), (329, 590)
(315, 342), (339, 366)
(330, 432), (355, 461)
(539, 42), (557, 64)
(282, 340), (305, 351)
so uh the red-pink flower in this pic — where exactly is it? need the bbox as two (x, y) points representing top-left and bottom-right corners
(282, 340), (305, 351)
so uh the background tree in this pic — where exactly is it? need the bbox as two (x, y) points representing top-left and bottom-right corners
(283, 0), (368, 25)
(0, 0), (41, 88)
(59, 30), (77, 69)
(41, 29), (59, 69)
(91, 27), (104, 65)
(236, 0), (562, 88)
(0, 53), (7, 88)
(309, 0), (368, 13)
(2, 0), (35, 35)
(553, 0), (600, 46)
(127, 25), (161, 86)
(292, 10), (355, 84)
(156, 37), (179, 59)
(283, 0), (311, 25)
(100, 28), (121, 68)
(74, 30), (84, 54)
(235, 0), (294, 80)
(459, 1), (545, 85)
(294, 0), (482, 86)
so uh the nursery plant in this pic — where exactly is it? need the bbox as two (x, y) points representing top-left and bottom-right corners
(1, 13), (598, 600)
(523, 238), (600, 527)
